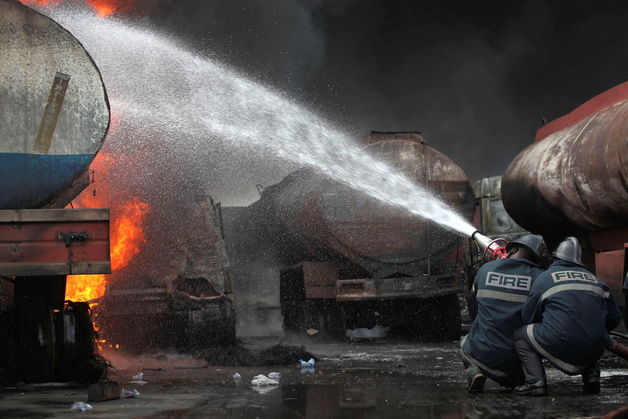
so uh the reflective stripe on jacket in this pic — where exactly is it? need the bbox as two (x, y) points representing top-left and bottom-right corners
(464, 258), (543, 369)
(521, 260), (622, 372)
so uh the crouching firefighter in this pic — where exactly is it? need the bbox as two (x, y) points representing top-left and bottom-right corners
(513, 237), (623, 396)
(460, 234), (546, 393)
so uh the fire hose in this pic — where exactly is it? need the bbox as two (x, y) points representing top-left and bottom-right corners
(471, 231), (508, 261)
(608, 331), (628, 361)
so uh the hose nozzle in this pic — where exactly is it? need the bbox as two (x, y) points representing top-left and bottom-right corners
(472, 231), (509, 262)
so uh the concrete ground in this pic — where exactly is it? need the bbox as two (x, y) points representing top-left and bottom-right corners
(0, 339), (626, 418)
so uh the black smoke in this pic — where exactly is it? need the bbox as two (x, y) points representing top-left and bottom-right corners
(142, 0), (628, 183)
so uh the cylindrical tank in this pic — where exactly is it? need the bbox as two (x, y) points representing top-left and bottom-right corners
(248, 132), (475, 278)
(0, 0), (110, 209)
(502, 82), (628, 235)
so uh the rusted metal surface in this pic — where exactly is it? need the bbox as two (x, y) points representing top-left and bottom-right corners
(0, 209), (110, 276)
(594, 246), (626, 303)
(335, 279), (378, 301)
(335, 274), (462, 301)
(301, 262), (338, 299)
(249, 132), (475, 279)
(502, 84), (628, 234)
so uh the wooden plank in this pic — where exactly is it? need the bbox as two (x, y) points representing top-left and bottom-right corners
(34, 72), (71, 154)
(0, 208), (109, 222)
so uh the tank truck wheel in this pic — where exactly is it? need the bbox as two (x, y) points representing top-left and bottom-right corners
(297, 300), (324, 333)
(426, 294), (461, 341)
(323, 304), (347, 339)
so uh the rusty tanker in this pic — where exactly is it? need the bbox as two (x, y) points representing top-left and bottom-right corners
(237, 132), (475, 338)
(501, 82), (628, 316)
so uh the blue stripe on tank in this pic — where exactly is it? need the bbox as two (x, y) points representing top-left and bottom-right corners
(0, 152), (94, 209)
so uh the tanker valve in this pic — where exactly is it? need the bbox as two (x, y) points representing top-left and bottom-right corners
(471, 231), (508, 262)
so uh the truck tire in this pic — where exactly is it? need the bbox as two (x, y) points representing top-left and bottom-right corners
(322, 304), (347, 339)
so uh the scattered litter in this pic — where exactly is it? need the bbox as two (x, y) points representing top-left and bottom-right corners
(436, 357), (444, 360)
(346, 325), (390, 340)
(121, 388), (141, 399)
(232, 372), (241, 380)
(268, 372), (281, 380)
(298, 358), (316, 368)
(129, 372), (147, 384)
(300, 367), (315, 375)
(251, 374), (279, 387)
(70, 402), (93, 412)
(306, 328), (319, 336)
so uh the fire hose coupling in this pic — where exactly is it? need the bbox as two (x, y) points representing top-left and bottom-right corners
(57, 232), (90, 246)
(471, 231), (508, 262)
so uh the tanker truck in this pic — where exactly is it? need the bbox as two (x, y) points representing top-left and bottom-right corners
(0, 0), (111, 382)
(501, 81), (627, 322)
(231, 132), (476, 339)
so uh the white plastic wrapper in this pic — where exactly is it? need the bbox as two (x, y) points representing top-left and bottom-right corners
(70, 402), (93, 412)
(121, 388), (141, 398)
(251, 374), (279, 386)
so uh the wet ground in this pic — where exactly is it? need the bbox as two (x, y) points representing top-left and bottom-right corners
(0, 339), (626, 418)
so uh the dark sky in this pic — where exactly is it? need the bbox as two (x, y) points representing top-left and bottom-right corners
(136, 0), (627, 181)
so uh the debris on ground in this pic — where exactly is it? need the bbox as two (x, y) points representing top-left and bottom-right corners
(70, 402), (93, 412)
(306, 328), (319, 336)
(202, 344), (315, 366)
(88, 380), (120, 402)
(251, 374), (279, 387)
(232, 372), (241, 380)
(121, 388), (141, 399)
(346, 325), (390, 340)
(298, 358), (316, 368)
(268, 372), (281, 380)
(129, 372), (147, 384)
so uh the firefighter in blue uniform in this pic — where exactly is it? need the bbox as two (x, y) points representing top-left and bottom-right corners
(513, 237), (623, 396)
(460, 234), (546, 392)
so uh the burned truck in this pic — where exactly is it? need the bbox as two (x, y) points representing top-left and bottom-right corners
(0, 0), (110, 383)
(234, 132), (475, 339)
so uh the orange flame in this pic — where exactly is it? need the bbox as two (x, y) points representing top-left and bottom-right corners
(85, 0), (118, 17)
(19, 0), (133, 17)
(66, 197), (150, 302)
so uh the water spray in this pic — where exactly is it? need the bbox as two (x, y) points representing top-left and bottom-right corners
(36, 5), (480, 240)
(471, 231), (508, 262)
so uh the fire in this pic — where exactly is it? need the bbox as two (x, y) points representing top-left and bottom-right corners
(85, 0), (119, 17)
(20, 0), (61, 5)
(65, 197), (150, 302)
(19, 0), (134, 17)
